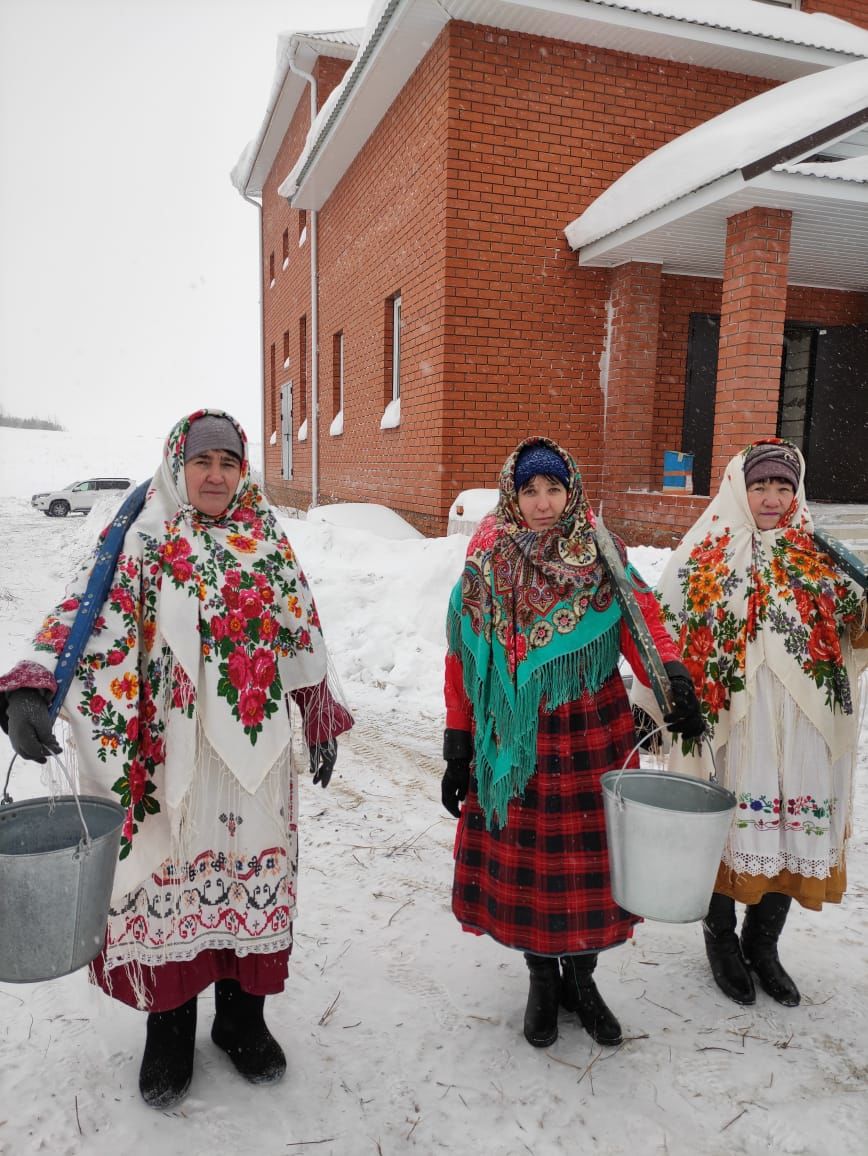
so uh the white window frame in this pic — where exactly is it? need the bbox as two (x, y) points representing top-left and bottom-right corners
(337, 331), (345, 414)
(280, 381), (293, 479)
(391, 293), (402, 402)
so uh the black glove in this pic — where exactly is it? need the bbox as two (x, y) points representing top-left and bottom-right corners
(309, 739), (337, 788)
(663, 661), (706, 740)
(441, 760), (470, 818)
(6, 689), (62, 764)
(441, 728), (473, 818)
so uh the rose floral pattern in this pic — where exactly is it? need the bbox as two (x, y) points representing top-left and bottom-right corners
(30, 409), (328, 872)
(664, 522), (861, 753)
(657, 441), (862, 758)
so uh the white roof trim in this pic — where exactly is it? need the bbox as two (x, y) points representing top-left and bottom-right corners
(780, 155), (868, 181)
(231, 30), (362, 199)
(578, 172), (749, 265)
(276, 0), (868, 211)
(577, 167), (868, 291)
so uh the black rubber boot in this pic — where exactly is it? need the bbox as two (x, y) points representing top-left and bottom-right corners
(211, 979), (287, 1084)
(702, 892), (756, 1005)
(560, 954), (622, 1046)
(523, 954), (560, 1048)
(741, 893), (800, 1007)
(139, 996), (198, 1109)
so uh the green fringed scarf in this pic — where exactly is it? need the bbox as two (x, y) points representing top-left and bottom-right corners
(447, 437), (624, 829)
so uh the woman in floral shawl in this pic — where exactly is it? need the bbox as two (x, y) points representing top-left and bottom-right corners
(644, 438), (866, 1009)
(440, 437), (703, 1051)
(0, 409), (352, 1108)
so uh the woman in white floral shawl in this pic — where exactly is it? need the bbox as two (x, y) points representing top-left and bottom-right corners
(0, 409), (353, 1108)
(639, 438), (866, 1010)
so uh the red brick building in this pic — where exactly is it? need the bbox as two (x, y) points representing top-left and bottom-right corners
(234, 0), (868, 543)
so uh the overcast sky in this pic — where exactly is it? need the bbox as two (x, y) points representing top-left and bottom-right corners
(0, 0), (372, 444)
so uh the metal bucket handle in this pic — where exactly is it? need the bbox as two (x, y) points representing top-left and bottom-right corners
(608, 726), (719, 809)
(2, 751), (93, 850)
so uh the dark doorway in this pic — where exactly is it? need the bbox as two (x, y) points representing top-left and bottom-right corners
(682, 317), (868, 503)
(681, 313), (719, 496)
(806, 325), (868, 502)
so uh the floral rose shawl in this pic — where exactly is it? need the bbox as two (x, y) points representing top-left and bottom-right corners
(24, 409), (326, 896)
(447, 437), (636, 828)
(655, 439), (864, 764)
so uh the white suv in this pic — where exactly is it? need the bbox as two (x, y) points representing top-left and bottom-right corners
(31, 477), (134, 517)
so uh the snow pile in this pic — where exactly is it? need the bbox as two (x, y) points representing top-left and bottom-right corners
(0, 425), (865, 1156)
(306, 502), (423, 540)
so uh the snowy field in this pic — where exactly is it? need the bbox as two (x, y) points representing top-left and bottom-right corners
(0, 427), (866, 1156)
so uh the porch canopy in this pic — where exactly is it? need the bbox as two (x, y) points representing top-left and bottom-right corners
(563, 59), (868, 528)
(565, 57), (868, 289)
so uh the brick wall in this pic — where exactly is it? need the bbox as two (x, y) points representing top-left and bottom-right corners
(439, 23), (772, 512)
(258, 17), (867, 540)
(802, 0), (868, 29)
(261, 56), (350, 506)
(711, 207), (793, 484)
(656, 275), (722, 452)
(603, 262), (662, 494)
(616, 275), (868, 546)
(786, 285), (868, 325)
(262, 35), (451, 534)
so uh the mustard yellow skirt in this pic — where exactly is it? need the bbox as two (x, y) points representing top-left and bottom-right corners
(714, 862), (846, 912)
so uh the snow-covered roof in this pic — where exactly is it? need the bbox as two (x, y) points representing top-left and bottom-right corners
(561, 58), (868, 290)
(276, 0), (868, 210)
(561, 0), (867, 54)
(564, 57), (868, 252)
(231, 28), (362, 199)
(780, 154), (868, 181)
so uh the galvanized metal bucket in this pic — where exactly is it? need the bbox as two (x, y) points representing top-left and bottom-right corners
(601, 735), (736, 924)
(0, 770), (124, 983)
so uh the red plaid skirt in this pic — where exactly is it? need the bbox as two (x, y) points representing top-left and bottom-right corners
(452, 673), (641, 956)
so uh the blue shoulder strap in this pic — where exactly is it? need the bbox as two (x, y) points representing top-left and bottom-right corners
(49, 478), (152, 722)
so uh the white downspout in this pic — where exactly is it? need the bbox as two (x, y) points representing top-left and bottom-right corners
(288, 51), (319, 509)
(241, 191), (266, 489)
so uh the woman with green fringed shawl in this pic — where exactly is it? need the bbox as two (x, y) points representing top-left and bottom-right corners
(440, 437), (703, 1051)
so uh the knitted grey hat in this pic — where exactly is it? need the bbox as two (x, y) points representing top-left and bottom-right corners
(743, 442), (800, 490)
(185, 415), (243, 462)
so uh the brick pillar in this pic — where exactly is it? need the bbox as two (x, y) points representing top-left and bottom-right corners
(711, 207), (792, 486)
(602, 261), (662, 497)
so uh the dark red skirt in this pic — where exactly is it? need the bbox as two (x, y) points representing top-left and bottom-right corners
(452, 673), (641, 956)
(90, 946), (291, 1012)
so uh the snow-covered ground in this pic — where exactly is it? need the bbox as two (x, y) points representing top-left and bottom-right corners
(0, 429), (866, 1156)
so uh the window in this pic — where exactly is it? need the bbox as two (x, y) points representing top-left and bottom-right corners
(270, 343), (277, 431)
(281, 383), (293, 478)
(283, 330), (290, 370)
(381, 293), (402, 429)
(390, 294), (402, 402)
(282, 228), (289, 266)
(299, 315), (307, 426)
(332, 332), (342, 418)
(299, 210), (307, 244)
(269, 251), (275, 287)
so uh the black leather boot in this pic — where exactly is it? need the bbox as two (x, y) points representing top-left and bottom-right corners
(560, 954), (622, 1046)
(702, 891), (755, 1005)
(741, 893), (800, 1007)
(211, 979), (287, 1084)
(139, 996), (198, 1109)
(523, 954), (560, 1048)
